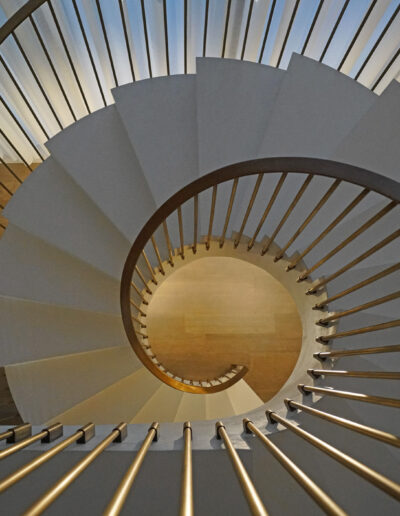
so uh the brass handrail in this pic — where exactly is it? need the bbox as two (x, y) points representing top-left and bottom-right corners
(24, 423), (127, 516)
(284, 400), (400, 448)
(216, 422), (268, 516)
(243, 418), (347, 516)
(287, 188), (369, 270)
(0, 423), (95, 494)
(317, 320), (400, 342)
(0, 423), (62, 461)
(298, 384), (400, 408)
(179, 422), (194, 516)
(220, 178), (238, 248)
(318, 291), (400, 325)
(299, 201), (396, 281)
(266, 411), (400, 501)
(313, 263), (400, 309)
(104, 423), (158, 516)
(314, 344), (400, 360)
(308, 369), (400, 380)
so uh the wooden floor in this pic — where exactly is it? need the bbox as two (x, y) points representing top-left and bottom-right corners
(147, 257), (302, 401)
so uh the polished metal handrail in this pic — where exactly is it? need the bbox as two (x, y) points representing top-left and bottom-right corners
(243, 418), (347, 516)
(24, 423), (127, 516)
(216, 422), (268, 516)
(179, 422), (194, 516)
(266, 411), (400, 501)
(104, 423), (158, 516)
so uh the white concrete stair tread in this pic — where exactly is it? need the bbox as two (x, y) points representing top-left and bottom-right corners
(205, 390), (235, 420)
(174, 392), (207, 422)
(0, 224), (120, 314)
(6, 346), (141, 424)
(225, 380), (264, 416)
(0, 295), (127, 365)
(46, 367), (161, 425)
(258, 53), (376, 159)
(130, 383), (184, 424)
(332, 81), (400, 183)
(3, 157), (130, 280)
(196, 57), (284, 174)
(46, 106), (156, 242)
(113, 75), (198, 205)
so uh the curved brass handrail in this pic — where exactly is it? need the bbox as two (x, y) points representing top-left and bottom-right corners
(121, 157), (399, 393)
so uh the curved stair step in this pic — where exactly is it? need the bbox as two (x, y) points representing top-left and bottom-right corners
(174, 392), (207, 422)
(205, 390), (235, 420)
(46, 367), (161, 424)
(46, 106), (156, 242)
(113, 75), (198, 205)
(130, 383), (184, 424)
(0, 224), (120, 314)
(0, 295), (126, 365)
(6, 346), (141, 424)
(257, 53), (376, 159)
(3, 157), (130, 279)
(225, 380), (263, 416)
(196, 57), (284, 174)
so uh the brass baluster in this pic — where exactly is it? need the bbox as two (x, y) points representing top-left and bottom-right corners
(220, 178), (238, 248)
(180, 422), (194, 516)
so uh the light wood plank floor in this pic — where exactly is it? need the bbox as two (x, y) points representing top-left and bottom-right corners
(147, 257), (302, 401)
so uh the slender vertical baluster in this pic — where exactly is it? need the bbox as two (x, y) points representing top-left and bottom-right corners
(318, 291), (400, 325)
(1, 96), (44, 161)
(141, 252), (158, 285)
(0, 152), (24, 185)
(354, 4), (400, 80)
(193, 194), (198, 254)
(179, 422), (193, 516)
(248, 173), (286, 250)
(24, 424), (127, 516)
(131, 313), (146, 327)
(315, 344), (400, 360)
(103, 423), (159, 516)
(135, 265), (153, 294)
(262, 174), (313, 255)
(306, 229), (400, 294)
(163, 220), (174, 266)
(221, 0), (232, 58)
(131, 281), (149, 305)
(372, 47), (400, 92)
(0, 56), (49, 139)
(313, 263), (400, 309)
(151, 235), (166, 275)
(275, 179), (341, 262)
(12, 32), (63, 130)
(163, 0), (170, 75)
(241, 0), (254, 60)
(130, 298), (147, 317)
(203, 0), (209, 57)
(178, 206), (185, 258)
(319, 0), (350, 62)
(301, 0), (324, 55)
(118, 0), (135, 81)
(259, 0), (277, 62)
(216, 422), (268, 515)
(29, 13), (76, 121)
(308, 369), (400, 380)
(184, 0), (188, 73)
(72, 0), (107, 106)
(244, 419), (347, 516)
(0, 179), (13, 196)
(220, 178), (238, 248)
(287, 188), (369, 271)
(48, 0), (90, 113)
(95, 0), (118, 87)
(298, 200), (397, 281)
(206, 185), (217, 250)
(140, 0), (152, 78)
(266, 411), (400, 501)
(235, 174), (263, 248)
(0, 129), (31, 171)
(317, 320), (400, 343)
(276, 0), (300, 67)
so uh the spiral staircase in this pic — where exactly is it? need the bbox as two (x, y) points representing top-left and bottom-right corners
(1, 1), (400, 515)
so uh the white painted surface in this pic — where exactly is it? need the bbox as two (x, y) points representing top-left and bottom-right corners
(113, 75), (198, 205)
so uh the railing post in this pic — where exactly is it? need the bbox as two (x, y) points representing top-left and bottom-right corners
(180, 422), (194, 516)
